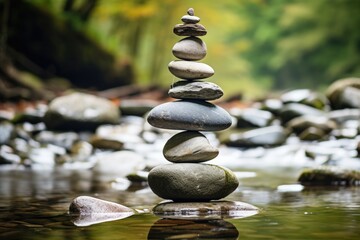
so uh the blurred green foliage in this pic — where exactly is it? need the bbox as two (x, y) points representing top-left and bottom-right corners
(28, 0), (360, 99)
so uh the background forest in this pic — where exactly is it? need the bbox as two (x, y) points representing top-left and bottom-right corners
(1, 0), (360, 99)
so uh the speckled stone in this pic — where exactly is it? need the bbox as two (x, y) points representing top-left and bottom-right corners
(148, 163), (239, 201)
(147, 100), (232, 131)
(168, 60), (214, 79)
(169, 80), (223, 100)
(163, 131), (218, 163)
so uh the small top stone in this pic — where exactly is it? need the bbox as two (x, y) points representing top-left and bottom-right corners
(187, 8), (194, 16)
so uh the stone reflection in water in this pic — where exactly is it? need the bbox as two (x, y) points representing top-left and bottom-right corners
(147, 218), (239, 240)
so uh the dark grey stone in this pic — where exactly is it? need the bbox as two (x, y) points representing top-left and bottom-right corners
(168, 80), (223, 100)
(147, 100), (232, 131)
(173, 23), (207, 36)
(148, 163), (239, 201)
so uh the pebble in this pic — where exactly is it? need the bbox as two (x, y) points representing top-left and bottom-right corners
(163, 131), (219, 163)
(168, 80), (223, 100)
(326, 77), (360, 109)
(280, 103), (325, 124)
(152, 200), (259, 220)
(168, 60), (214, 79)
(173, 23), (207, 36)
(230, 108), (274, 128)
(147, 100), (232, 131)
(148, 163), (239, 201)
(286, 116), (337, 135)
(172, 37), (206, 60)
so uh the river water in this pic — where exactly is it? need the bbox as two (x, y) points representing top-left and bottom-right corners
(0, 165), (359, 240)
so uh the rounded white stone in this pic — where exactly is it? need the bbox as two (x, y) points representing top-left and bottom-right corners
(168, 60), (214, 79)
(172, 37), (207, 60)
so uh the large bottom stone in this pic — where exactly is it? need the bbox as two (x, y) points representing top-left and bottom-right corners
(152, 200), (259, 220)
(148, 163), (239, 201)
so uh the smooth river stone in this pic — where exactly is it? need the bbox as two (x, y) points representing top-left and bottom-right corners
(172, 37), (207, 60)
(163, 131), (219, 163)
(173, 23), (207, 36)
(168, 61), (214, 79)
(181, 15), (200, 24)
(147, 100), (232, 131)
(169, 80), (223, 100)
(148, 163), (239, 201)
(152, 200), (259, 220)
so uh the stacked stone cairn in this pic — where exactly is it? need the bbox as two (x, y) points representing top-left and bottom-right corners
(147, 8), (239, 203)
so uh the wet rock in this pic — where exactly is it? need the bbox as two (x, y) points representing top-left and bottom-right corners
(280, 103), (325, 124)
(281, 89), (328, 109)
(12, 106), (46, 124)
(148, 163), (239, 201)
(298, 167), (360, 186)
(163, 131), (218, 163)
(298, 127), (326, 141)
(172, 37), (207, 61)
(35, 131), (79, 150)
(147, 100), (232, 131)
(70, 141), (93, 162)
(168, 60), (214, 79)
(94, 150), (146, 178)
(168, 80), (223, 100)
(173, 23), (207, 36)
(326, 77), (360, 109)
(0, 145), (21, 164)
(126, 171), (149, 183)
(119, 99), (157, 117)
(69, 196), (135, 226)
(328, 109), (360, 125)
(260, 98), (283, 115)
(95, 124), (144, 146)
(224, 126), (288, 147)
(331, 128), (358, 139)
(230, 108), (274, 128)
(90, 136), (124, 150)
(286, 116), (337, 135)
(44, 92), (120, 131)
(0, 122), (15, 145)
(148, 219), (239, 239)
(152, 200), (259, 220)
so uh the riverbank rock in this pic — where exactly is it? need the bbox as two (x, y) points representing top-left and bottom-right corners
(44, 92), (120, 131)
(152, 200), (259, 220)
(147, 100), (232, 131)
(148, 163), (239, 201)
(280, 103), (325, 124)
(230, 108), (274, 128)
(163, 131), (218, 163)
(298, 167), (360, 186)
(224, 126), (288, 147)
(281, 89), (328, 109)
(326, 77), (360, 109)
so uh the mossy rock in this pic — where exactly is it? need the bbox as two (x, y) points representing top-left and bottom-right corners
(298, 167), (360, 186)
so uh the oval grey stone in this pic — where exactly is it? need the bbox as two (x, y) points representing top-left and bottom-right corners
(181, 15), (200, 24)
(172, 37), (207, 60)
(152, 200), (259, 220)
(163, 131), (219, 163)
(148, 163), (239, 201)
(168, 60), (214, 79)
(169, 80), (223, 100)
(147, 100), (232, 131)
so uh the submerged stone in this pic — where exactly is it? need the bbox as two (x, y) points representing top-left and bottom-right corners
(163, 131), (218, 163)
(152, 200), (259, 220)
(168, 80), (223, 100)
(298, 167), (360, 186)
(147, 100), (232, 131)
(148, 163), (239, 201)
(168, 60), (214, 79)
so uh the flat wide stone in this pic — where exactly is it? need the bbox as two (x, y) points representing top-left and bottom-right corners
(173, 23), (207, 36)
(168, 60), (214, 80)
(172, 37), (207, 60)
(152, 200), (259, 220)
(148, 163), (239, 201)
(169, 80), (223, 100)
(147, 100), (232, 131)
(163, 131), (219, 163)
